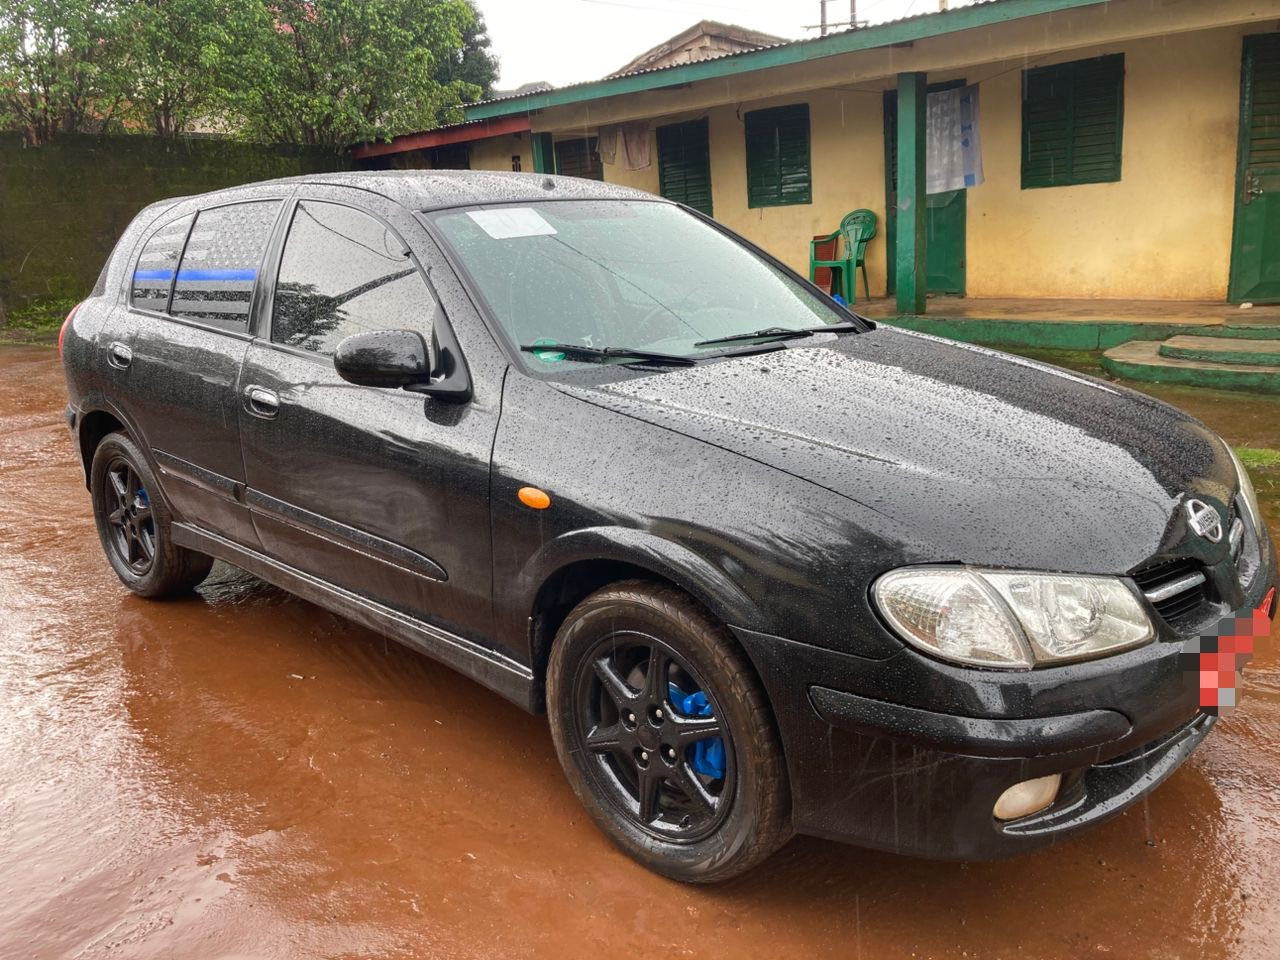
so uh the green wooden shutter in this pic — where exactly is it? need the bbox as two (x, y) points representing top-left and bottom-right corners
(657, 119), (713, 216)
(1022, 54), (1124, 188)
(1246, 34), (1280, 171)
(553, 138), (603, 180)
(745, 104), (811, 208)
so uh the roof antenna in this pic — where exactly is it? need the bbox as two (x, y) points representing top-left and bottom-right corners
(542, 177), (556, 189)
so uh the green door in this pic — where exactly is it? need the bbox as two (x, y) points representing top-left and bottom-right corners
(884, 85), (967, 297)
(1229, 34), (1280, 303)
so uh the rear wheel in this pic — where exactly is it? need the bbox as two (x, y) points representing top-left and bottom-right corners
(90, 432), (213, 597)
(547, 580), (791, 882)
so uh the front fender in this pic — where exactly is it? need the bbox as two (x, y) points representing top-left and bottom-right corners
(494, 525), (768, 668)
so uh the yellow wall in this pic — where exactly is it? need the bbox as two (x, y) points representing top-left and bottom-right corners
(468, 133), (532, 173)
(528, 2), (1270, 302)
(966, 26), (1248, 300)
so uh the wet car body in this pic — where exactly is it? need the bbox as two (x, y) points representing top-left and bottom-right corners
(62, 172), (1278, 868)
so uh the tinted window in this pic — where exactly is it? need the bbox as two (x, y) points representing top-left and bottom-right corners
(130, 214), (193, 312)
(171, 201), (280, 328)
(271, 201), (439, 355)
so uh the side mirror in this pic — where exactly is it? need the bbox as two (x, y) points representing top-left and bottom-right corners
(334, 329), (433, 389)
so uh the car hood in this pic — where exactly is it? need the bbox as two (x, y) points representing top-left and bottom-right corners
(553, 327), (1235, 574)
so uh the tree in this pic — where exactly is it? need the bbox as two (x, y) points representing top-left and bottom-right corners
(118, 0), (271, 138)
(233, 0), (483, 151)
(431, 0), (497, 123)
(0, 0), (130, 144)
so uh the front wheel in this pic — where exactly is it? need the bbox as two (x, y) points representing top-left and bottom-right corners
(547, 581), (791, 882)
(90, 432), (213, 598)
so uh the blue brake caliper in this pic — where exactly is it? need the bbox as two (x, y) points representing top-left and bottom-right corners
(137, 486), (153, 535)
(669, 683), (726, 779)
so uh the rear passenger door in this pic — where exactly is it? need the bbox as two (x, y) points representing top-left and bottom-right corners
(98, 197), (286, 546)
(236, 186), (500, 646)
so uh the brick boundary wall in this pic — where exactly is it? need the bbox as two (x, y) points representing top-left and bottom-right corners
(0, 133), (345, 317)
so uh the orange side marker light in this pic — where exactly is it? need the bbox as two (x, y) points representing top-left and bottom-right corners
(518, 486), (552, 510)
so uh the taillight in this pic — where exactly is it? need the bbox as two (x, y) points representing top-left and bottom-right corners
(59, 302), (82, 358)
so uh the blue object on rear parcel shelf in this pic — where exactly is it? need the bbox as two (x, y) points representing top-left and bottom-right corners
(670, 683), (726, 779)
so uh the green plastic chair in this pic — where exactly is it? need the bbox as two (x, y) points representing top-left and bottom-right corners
(809, 209), (877, 303)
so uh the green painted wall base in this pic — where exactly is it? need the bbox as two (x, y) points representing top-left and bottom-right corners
(881, 315), (1280, 349)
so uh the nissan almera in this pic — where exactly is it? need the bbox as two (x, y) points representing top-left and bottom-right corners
(61, 171), (1277, 882)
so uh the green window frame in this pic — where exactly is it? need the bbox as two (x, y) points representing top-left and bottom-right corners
(657, 119), (713, 216)
(1022, 54), (1125, 189)
(744, 103), (811, 208)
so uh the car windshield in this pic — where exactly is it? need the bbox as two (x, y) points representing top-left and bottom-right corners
(427, 200), (854, 368)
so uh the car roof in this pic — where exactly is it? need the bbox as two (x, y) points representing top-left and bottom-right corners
(155, 170), (662, 213)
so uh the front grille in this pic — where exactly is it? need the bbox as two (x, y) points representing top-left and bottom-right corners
(1131, 557), (1208, 624)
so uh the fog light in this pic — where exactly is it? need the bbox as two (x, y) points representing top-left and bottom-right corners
(993, 774), (1062, 821)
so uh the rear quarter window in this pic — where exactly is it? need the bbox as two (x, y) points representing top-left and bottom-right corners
(129, 214), (193, 312)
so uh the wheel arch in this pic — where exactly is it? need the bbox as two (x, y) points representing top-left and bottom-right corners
(519, 528), (768, 713)
(77, 407), (128, 488)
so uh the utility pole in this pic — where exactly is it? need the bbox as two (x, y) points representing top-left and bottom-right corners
(819, 0), (828, 36)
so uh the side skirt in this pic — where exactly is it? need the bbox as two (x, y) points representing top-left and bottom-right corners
(172, 522), (537, 712)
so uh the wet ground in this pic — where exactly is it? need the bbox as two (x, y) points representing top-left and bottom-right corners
(2, 343), (1278, 960)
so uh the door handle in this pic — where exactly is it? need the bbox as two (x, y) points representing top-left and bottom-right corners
(244, 385), (280, 419)
(107, 341), (132, 369)
(1244, 170), (1264, 206)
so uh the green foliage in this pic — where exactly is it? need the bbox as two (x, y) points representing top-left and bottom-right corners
(233, 0), (483, 150)
(432, 0), (498, 123)
(0, 0), (495, 146)
(0, 0), (131, 143)
(118, 0), (273, 138)
(1, 296), (78, 344)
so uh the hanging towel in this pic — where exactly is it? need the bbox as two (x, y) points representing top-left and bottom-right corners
(621, 121), (651, 170)
(597, 125), (619, 165)
(926, 84), (983, 194)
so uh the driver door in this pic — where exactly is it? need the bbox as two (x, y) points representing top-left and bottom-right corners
(237, 186), (499, 644)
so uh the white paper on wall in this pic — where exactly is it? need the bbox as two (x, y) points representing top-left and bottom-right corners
(926, 84), (984, 194)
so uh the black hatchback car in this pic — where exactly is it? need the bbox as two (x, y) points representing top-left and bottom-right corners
(62, 171), (1277, 882)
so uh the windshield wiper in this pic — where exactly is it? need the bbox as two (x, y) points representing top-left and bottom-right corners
(694, 321), (862, 349)
(519, 343), (697, 366)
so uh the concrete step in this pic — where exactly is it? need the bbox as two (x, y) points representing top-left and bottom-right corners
(1158, 335), (1280, 366)
(1102, 340), (1280, 393)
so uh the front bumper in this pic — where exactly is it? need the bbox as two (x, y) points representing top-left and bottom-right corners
(732, 553), (1277, 861)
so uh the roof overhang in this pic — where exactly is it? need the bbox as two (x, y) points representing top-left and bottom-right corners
(350, 115), (532, 159)
(463, 0), (1106, 121)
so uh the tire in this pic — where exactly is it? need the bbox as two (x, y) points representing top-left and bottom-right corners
(90, 431), (213, 598)
(547, 580), (791, 883)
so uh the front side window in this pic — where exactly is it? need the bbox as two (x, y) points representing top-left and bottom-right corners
(271, 200), (440, 355)
(1022, 54), (1124, 188)
(130, 214), (193, 313)
(171, 201), (280, 329)
(429, 199), (847, 375)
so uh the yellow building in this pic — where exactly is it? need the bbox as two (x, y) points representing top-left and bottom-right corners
(356, 0), (1280, 318)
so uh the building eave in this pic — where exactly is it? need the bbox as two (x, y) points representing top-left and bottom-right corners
(350, 115), (532, 159)
(463, 0), (1107, 121)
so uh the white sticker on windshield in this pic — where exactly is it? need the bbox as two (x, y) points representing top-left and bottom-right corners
(467, 208), (557, 239)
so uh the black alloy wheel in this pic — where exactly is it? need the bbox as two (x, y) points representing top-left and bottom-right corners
(574, 631), (733, 842)
(102, 456), (156, 575)
(89, 431), (214, 598)
(548, 581), (791, 883)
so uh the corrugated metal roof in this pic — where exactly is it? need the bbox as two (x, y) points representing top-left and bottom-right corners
(467, 0), (1027, 111)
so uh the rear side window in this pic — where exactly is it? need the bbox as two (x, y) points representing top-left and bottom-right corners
(130, 214), (193, 312)
(271, 200), (440, 355)
(171, 201), (280, 330)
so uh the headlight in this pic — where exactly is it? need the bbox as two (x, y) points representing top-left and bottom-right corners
(873, 567), (1154, 669)
(1227, 444), (1264, 538)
